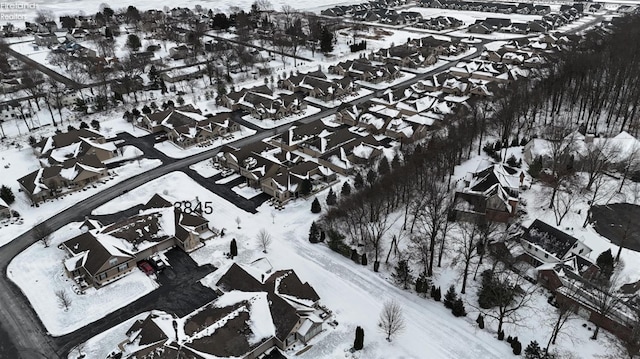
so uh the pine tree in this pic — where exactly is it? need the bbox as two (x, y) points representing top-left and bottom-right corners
(378, 156), (390, 176)
(476, 314), (485, 329)
(444, 285), (458, 309)
(230, 238), (238, 257)
(366, 169), (377, 186)
(319, 230), (326, 242)
(415, 272), (429, 296)
(309, 222), (319, 243)
(524, 341), (542, 359)
(320, 26), (333, 53)
(361, 252), (367, 266)
(432, 286), (441, 301)
(0, 185), (15, 205)
(451, 298), (467, 317)
(391, 154), (402, 169)
(311, 198), (321, 213)
(498, 330), (505, 341)
(507, 336), (513, 344)
(341, 181), (351, 197)
(354, 172), (364, 189)
(326, 188), (337, 206)
(354, 326), (364, 350)
(300, 178), (312, 196)
(392, 259), (413, 289)
(512, 338), (522, 355)
(596, 249), (614, 278)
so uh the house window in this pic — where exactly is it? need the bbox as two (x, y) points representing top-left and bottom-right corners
(117, 263), (128, 272)
(109, 258), (118, 266)
(97, 272), (108, 281)
(544, 253), (549, 259)
(579, 249), (584, 254)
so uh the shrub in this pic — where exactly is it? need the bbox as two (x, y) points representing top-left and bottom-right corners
(444, 285), (458, 309)
(476, 314), (484, 329)
(451, 298), (467, 317)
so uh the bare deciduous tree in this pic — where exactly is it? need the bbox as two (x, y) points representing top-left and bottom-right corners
(453, 221), (482, 294)
(587, 272), (626, 340)
(55, 290), (72, 310)
(378, 299), (405, 341)
(34, 224), (52, 247)
(256, 229), (272, 253)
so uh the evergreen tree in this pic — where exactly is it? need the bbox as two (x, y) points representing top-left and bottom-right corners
(498, 330), (505, 341)
(378, 156), (390, 176)
(90, 119), (100, 130)
(354, 326), (364, 350)
(512, 338), (522, 355)
(341, 181), (351, 197)
(354, 172), (364, 189)
(507, 336), (513, 344)
(311, 198), (321, 213)
(319, 230), (325, 242)
(451, 298), (467, 317)
(524, 341), (542, 359)
(79, 121), (89, 129)
(320, 26), (333, 53)
(230, 238), (238, 257)
(415, 271), (429, 296)
(350, 249), (359, 263)
(391, 154), (402, 169)
(596, 249), (614, 278)
(476, 314), (484, 329)
(0, 185), (15, 205)
(28, 136), (37, 147)
(300, 178), (312, 196)
(361, 252), (367, 266)
(326, 188), (337, 206)
(126, 34), (141, 51)
(431, 286), (441, 301)
(528, 155), (543, 178)
(444, 285), (458, 309)
(366, 169), (377, 186)
(392, 258), (413, 289)
(309, 222), (319, 243)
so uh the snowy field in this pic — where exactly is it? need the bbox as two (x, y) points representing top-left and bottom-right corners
(7, 222), (159, 336)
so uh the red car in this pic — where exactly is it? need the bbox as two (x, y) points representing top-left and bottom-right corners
(138, 261), (155, 275)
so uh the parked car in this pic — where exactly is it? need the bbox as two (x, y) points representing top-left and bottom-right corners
(221, 168), (234, 177)
(137, 261), (155, 275)
(150, 255), (166, 272)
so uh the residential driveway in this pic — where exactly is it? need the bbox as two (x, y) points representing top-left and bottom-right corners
(54, 248), (217, 356)
(590, 203), (640, 252)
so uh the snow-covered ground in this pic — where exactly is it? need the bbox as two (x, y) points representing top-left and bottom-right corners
(232, 183), (263, 200)
(189, 158), (220, 178)
(153, 125), (256, 159)
(304, 88), (373, 109)
(70, 147), (628, 358)
(8, 222), (159, 336)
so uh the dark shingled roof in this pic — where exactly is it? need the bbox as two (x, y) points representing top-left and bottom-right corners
(126, 314), (169, 346)
(524, 219), (578, 259)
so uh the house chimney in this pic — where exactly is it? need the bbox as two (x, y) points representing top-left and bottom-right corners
(585, 133), (595, 144)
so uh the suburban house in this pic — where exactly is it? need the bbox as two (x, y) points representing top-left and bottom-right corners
(220, 85), (307, 120)
(518, 219), (592, 266)
(218, 139), (337, 203)
(453, 161), (523, 223)
(60, 194), (216, 288)
(138, 106), (241, 148)
(112, 262), (327, 359)
(17, 129), (118, 204)
(277, 71), (359, 102)
(329, 59), (402, 84)
(369, 44), (437, 69)
(34, 33), (59, 47)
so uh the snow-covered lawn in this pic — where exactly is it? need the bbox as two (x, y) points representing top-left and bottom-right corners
(232, 183), (263, 200)
(153, 126), (256, 159)
(189, 159), (220, 178)
(240, 105), (322, 130)
(7, 223), (159, 336)
(409, 7), (545, 26)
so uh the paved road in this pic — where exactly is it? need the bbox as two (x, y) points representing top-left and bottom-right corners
(0, 39), (489, 359)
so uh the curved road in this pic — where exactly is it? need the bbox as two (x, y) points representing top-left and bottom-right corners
(0, 41), (487, 359)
